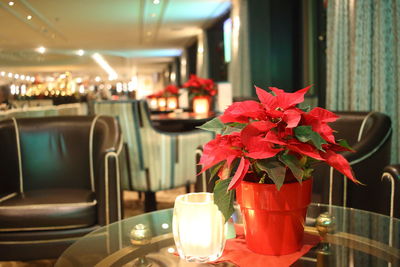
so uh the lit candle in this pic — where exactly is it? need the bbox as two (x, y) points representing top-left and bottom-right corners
(149, 97), (158, 109)
(173, 193), (226, 263)
(167, 97), (178, 110)
(193, 97), (210, 114)
(158, 97), (166, 110)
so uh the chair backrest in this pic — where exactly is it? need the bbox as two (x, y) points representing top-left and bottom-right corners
(94, 100), (213, 192)
(312, 111), (392, 215)
(0, 116), (120, 193)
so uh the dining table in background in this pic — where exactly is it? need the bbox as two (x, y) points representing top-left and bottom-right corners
(150, 111), (216, 132)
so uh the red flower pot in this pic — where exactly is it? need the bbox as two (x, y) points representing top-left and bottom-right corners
(236, 178), (313, 255)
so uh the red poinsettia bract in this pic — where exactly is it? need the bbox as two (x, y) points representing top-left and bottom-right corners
(164, 85), (179, 95)
(199, 85), (357, 191)
(183, 74), (217, 96)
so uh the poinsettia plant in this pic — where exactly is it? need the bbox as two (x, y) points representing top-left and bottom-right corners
(163, 84), (179, 97)
(198, 85), (359, 222)
(182, 74), (217, 97)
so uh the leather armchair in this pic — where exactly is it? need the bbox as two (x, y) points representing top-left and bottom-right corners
(0, 115), (123, 261)
(312, 111), (392, 216)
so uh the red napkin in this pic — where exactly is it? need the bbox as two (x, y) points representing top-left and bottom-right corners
(214, 224), (321, 267)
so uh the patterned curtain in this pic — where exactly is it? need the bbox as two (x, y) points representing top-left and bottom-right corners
(327, 0), (400, 162)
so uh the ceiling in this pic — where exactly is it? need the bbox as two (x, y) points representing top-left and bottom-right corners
(0, 0), (231, 80)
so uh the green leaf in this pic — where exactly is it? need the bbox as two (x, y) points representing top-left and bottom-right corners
(337, 139), (354, 151)
(304, 168), (314, 178)
(221, 122), (246, 136)
(197, 117), (225, 133)
(213, 178), (235, 223)
(208, 161), (224, 181)
(256, 160), (286, 190)
(222, 126), (243, 135)
(294, 126), (327, 151)
(301, 106), (311, 112)
(228, 122), (247, 129)
(279, 153), (304, 183)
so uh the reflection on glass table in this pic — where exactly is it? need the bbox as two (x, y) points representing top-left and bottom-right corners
(56, 203), (400, 267)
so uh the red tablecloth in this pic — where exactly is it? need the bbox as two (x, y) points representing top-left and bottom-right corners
(214, 224), (321, 267)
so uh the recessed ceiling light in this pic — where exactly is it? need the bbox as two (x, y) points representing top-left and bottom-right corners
(27, 15), (32, 20)
(153, 0), (160, 4)
(8, 1), (14, 6)
(37, 46), (46, 54)
(95, 76), (101, 82)
(76, 49), (85, 56)
(0, 71), (5, 76)
(8, 73), (12, 78)
(14, 74), (19, 79)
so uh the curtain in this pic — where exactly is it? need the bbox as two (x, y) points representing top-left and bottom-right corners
(196, 30), (209, 78)
(327, 0), (400, 162)
(228, 0), (251, 97)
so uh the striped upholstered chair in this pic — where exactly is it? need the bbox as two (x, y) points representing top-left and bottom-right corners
(94, 100), (213, 211)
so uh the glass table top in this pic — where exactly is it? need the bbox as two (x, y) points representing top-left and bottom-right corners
(56, 203), (400, 267)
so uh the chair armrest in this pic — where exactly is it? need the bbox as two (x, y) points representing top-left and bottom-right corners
(93, 116), (123, 225)
(381, 165), (400, 218)
(383, 164), (400, 178)
(341, 112), (392, 164)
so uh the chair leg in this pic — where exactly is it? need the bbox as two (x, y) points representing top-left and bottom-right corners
(144, 192), (157, 212)
(185, 183), (191, 193)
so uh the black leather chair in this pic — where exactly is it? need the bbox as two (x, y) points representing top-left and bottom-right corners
(0, 115), (123, 261)
(312, 111), (392, 216)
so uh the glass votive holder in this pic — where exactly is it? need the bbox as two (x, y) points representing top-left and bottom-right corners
(172, 192), (226, 263)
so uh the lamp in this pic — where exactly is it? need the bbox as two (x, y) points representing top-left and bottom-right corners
(148, 97), (158, 110)
(167, 97), (178, 110)
(172, 192), (226, 263)
(193, 96), (210, 114)
(158, 97), (167, 110)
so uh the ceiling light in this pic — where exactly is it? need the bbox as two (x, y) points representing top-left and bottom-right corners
(26, 75), (31, 81)
(14, 74), (19, 79)
(95, 76), (101, 82)
(153, 0), (160, 4)
(27, 15), (32, 20)
(0, 71), (5, 76)
(20, 75), (25, 80)
(92, 53), (118, 80)
(8, 73), (12, 78)
(76, 49), (85, 56)
(8, 1), (14, 6)
(37, 46), (46, 54)
(30, 77), (35, 82)
(76, 77), (82, 83)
